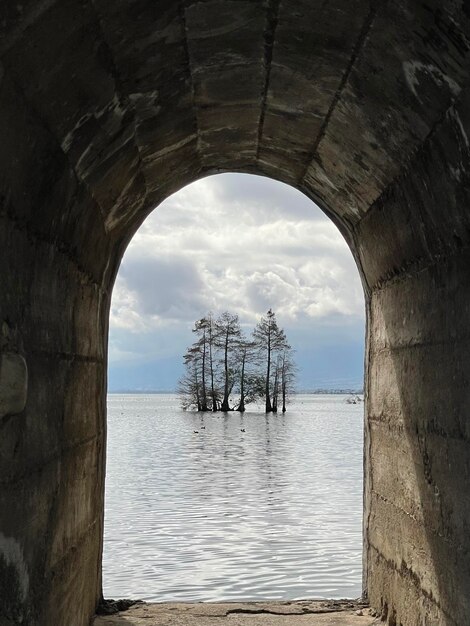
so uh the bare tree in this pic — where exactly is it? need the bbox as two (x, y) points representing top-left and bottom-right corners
(237, 343), (248, 413)
(179, 347), (203, 410)
(272, 356), (280, 413)
(191, 320), (209, 411)
(193, 315), (220, 411)
(280, 347), (296, 412)
(179, 310), (295, 413)
(235, 340), (263, 412)
(215, 312), (242, 412)
(253, 309), (287, 413)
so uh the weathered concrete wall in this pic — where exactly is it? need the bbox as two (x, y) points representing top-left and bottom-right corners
(357, 87), (470, 625)
(1, 1), (470, 625)
(0, 66), (111, 625)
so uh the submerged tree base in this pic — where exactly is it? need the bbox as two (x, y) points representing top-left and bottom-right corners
(179, 310), (295, 415)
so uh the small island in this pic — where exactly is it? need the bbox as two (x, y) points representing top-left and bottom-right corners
(178, 309), (296, 413)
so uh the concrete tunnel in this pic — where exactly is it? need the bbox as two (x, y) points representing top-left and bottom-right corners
(0, 1), (470, 624)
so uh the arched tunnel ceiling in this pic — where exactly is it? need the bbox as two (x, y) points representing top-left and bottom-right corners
(1, 0), (469, 234)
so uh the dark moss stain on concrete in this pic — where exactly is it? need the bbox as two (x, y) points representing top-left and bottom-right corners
(0, 556), (27, 626)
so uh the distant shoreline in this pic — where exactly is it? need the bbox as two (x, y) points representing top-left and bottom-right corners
(108, 389), (364, 396)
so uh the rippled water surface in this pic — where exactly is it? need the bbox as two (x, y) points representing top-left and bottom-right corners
(103, 394), (363, 602)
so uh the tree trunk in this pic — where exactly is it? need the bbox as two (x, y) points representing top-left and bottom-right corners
(195, 366), (202, 412)
(221, 328), (230, 411)
(281, 355), (286, 413)
(237, 349), (246, 412)
(201, 331), (208, 411)
(272, 365), (278, 413)
(265, 325), (272, 412)
(209, 323), (217, 411)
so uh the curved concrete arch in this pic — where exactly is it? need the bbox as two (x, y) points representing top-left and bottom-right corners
(1, 1), (470, 624)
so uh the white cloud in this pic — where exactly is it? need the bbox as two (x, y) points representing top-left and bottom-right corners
(109, 173), (364, 371)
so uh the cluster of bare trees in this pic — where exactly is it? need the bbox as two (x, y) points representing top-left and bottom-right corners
(178, 309), (295, 413)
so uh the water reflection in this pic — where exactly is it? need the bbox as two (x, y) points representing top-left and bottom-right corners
(103, 394), (363, 602)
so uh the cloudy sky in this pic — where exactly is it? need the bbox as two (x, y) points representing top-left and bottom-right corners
(108, 173), (365, 391)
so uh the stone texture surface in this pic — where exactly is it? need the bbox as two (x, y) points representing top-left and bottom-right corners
(1, 1), (470, 625)
(0, 353), (27, 418)
(93, 601), (377, 626)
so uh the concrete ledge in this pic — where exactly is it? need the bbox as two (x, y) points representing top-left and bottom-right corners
(93, 600), (379, 625)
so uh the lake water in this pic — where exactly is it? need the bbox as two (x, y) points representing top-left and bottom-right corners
(103, 394), (364, 602)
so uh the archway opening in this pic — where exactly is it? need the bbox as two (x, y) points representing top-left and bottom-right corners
(1, 3), (469, 624)
(104, 173), (365, 602)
